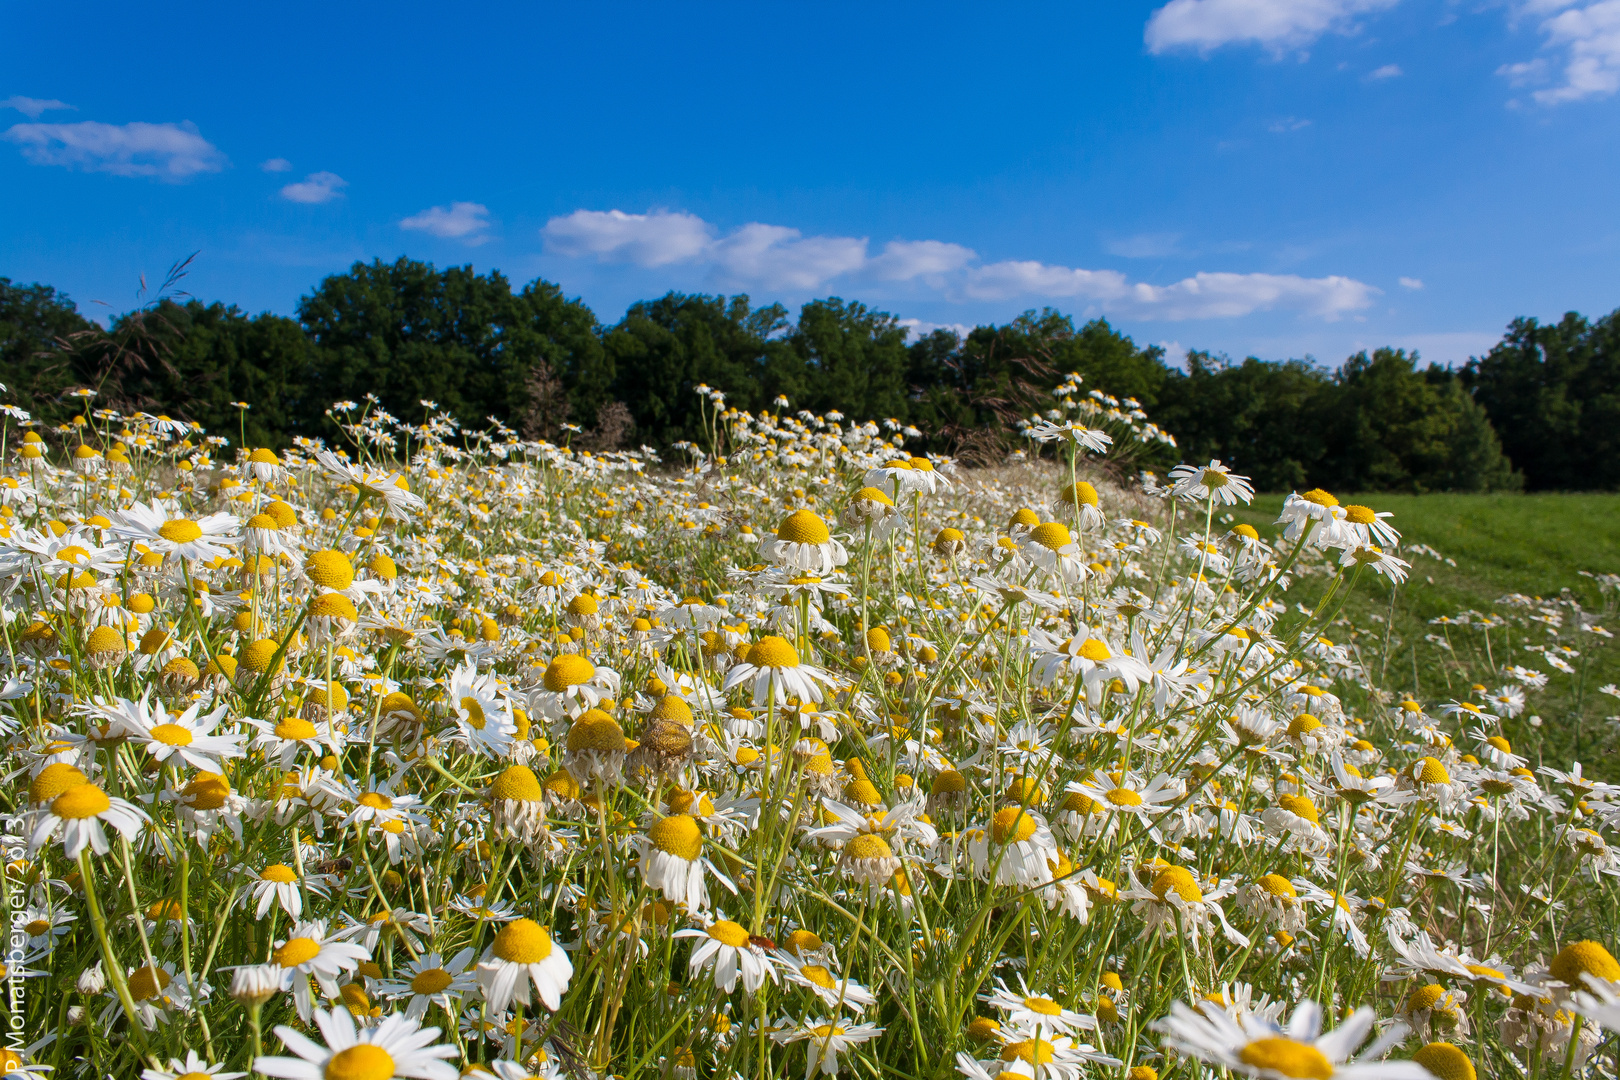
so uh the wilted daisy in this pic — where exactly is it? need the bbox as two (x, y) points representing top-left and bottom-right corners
(762, 509), (848, 575)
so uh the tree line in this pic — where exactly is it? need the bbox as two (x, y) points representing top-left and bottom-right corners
(2, 256), (1617, 491)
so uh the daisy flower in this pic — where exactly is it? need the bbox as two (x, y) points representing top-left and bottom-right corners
(28, 783), (148, 859)
(528, 653), (619, 721)
(772, 1018), (885, 1079)
(983, 976), (1099, 1034)
(314, 448), (428, 515)
(1154, 998), (1428, 1080)
(1168, 460), (1255, 506)
(245, 862), (329, 919)
(722, 636), (835, 706)
(476, 918), (574, 1013)
(778, 955), (879, 1014)
(675, 914), (778, 994)
(125, 697), (245, 772)
(760, 509), (848, 575)
(1018, 521), (1089, 585)
(637, 813), (734, 911)
(446, 657), (516, 757)
(142, 1050), (246, 1080)
(373, 948), (479, 1020)
(110, 501), (241, 563)
(270, 919), (371, 1020)
(968, 806), (1059, 888)
(256, 1006), (457, 1080)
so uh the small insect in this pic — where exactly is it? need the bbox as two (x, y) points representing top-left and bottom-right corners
(749, 934), (776, 951)
(310, 857), (352, 876)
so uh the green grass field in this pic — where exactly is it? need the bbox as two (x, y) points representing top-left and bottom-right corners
(1225, 493), (1620, 779)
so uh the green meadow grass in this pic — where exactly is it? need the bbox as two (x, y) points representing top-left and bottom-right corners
(1225, 493), (1620, 779)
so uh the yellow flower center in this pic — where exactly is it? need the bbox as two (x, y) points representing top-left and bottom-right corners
(1029, 522), (1073, 550)
(1152, 866), (1203, 903)
(845, 833), (896, 860)
(275, 716), (318, 740)
(127, 964), (171, 1001)
(1412, 1044), (1475, 1080)
(777, 509), (831, 545)
(802, 964), (837, 989)
(359, 792), (393, 811)
(410, 968), (454, 995)
(1343, 505), (1377, 524)
(1257, 873), (1297, 898)
(491, 765), (544, 802)
(1300, 489), (1339, 508)
(1106, 787), (1143, 807)
(1001, 1039), (1056, 1065)
(649, 814), (704, 861)
(1418, 757), (1451, 784)
(305, 549), (356, 591)
(855, 486), (894, 507)
(991, 806), (1038, 844)
(1288, 714), (1322, 736)
(1077, 638), (1111, 661)
(460, 696), (486, 730)
(708, 920), (752, 948)
(31, 763), (88, 803)
(324, 1044), (395, 1080)
(52, 784), (111, 819)
(1278, 794), (1320, 825)
(543, 653), (596, 691)
(747, 635), (800, 669)
(24, 919), (50, 936)
(493, 919), (554, 964)
(1551, 940), (1620, 985)
(149, 722), (194, 746)
(1024, 996), (1062, 1016)
(567, 710), (626, 753)
(261, 864), (298, 883)
(274, 937), (322, 967)
(159, 519), (203, 543)
(1408, 984), (1456, 1016)
(1238, 1037), (1333, 1080)
(1066, 481), (1099, 506)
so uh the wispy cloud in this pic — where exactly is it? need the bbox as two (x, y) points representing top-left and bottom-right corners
(261, 157), (292, 173)
(2, 120), (226, 180)
(1499, 0), (1620, 104)
(1145, 0), (1401, 54)
(1, 96), (74, 119)
(1266, 116), (1313, 132)
(280, 171), (347, 204)
(400, 202), (492, 243)
(1399, 276), (1424, 289)
(540, 207), (1379, 322)
(1368, 63), (1404, 78)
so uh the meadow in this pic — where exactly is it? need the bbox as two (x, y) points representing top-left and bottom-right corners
(3, 385), (1619, 1080)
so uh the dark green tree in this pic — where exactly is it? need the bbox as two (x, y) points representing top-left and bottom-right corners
(1461, 311), (1620, 491)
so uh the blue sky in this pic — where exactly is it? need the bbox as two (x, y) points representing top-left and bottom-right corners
(3, 0), (1618, 369)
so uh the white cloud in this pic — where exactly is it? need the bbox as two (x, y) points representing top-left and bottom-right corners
(2, 120), (225, 180)
(1368, 63), (1404, 78)
(1145, 0), (1401, 54)
(279, 171), (347, 204)
(261, 157), (292, 173)
(964, 261), (1379, 320)
(1267, 116), (1313, 132)
(1501, 0), (1620, 104)
(540, 207), (1378, 322)
(541, 208), (713, 266)
(1106, 232), (1183, 258)
(1399, 276), (1424, 289)
(1, 96), (74, 119)
(707, 224), (869, 290)
(399, 202), (492, 244)
(898, 318), (975, 342)
(868, 239), (977, 280)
